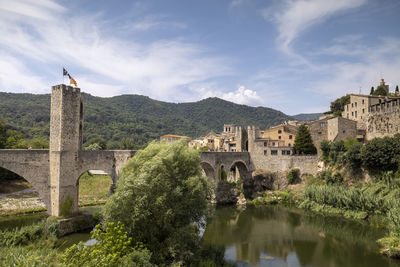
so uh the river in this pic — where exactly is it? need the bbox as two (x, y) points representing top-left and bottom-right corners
(1, 205), (399, 266)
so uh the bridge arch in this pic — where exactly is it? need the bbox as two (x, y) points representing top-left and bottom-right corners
(229, 160), (251, 182)
(201, 161), (216, 182)
(77, 170), (114, 209)
(0, 166), (47, 211)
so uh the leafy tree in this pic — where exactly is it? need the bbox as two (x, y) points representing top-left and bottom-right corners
(372, 85), (388, 96)
(329, 95), (350, 115)
(320, 140), (330, 162)
(344, 137), (359, 151)
(345, 143), (362, 171)
(84, 137), (106, 150)
(102, 140), (209, 265)
(294, 125), (317, 155)
(360, 136), (400, 172)
(370, 86), (375, 95)
(61, 222), (153, 267)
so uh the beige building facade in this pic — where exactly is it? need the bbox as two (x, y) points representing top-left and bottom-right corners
(307, 116), (357, 149)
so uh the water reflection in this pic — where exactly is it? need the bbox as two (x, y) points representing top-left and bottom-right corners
(203, 206), (399, 267)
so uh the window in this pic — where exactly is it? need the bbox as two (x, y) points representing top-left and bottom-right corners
(264, 141), (267, 147)
(343, 130), (346, 133)
(264, 150), (267, 155)
(355, 111), (357, 118)
(318, 131), (322, 135)
(347, 105), (349, 111)
(320, 122), (325, 127)
(362, 108), (365, 114)
(279, 136), (281, 140)
(362, 99), (365, 104)
(278, 130), (282, 134)
(288, 143), (291, 147)
(355, 102), (357, 107)
(286, 150), (291, 155)
(352, 103), (354, 108)
(271, 150), (278, 155)
(352, 112), (354, 116)
(347, 113), (349, 118)
(272, 142), (275, 146)
(289, 135), (292, 139)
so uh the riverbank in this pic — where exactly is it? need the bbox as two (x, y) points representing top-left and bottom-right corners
(0, 173), (112, 216)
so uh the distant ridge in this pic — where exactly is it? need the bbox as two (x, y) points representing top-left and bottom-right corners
(0, 92), (293, 149)
(292, 113), (323, 122)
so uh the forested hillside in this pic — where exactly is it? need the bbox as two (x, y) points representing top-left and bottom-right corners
(0, 92), (293, 149)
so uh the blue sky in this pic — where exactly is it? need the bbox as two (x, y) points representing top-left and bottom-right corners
(0, 0), (399, 115)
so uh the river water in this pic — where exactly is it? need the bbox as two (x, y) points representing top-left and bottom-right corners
(1, 205), (399, 266)
(202, 205), (399, 267)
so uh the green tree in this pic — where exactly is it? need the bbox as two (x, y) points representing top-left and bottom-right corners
(102, 140), (209, 265)
(370, 86), (375, 95)
(360, 136), (400, 173)
(396, 85), (399, 95)
(84, 137), (107, 150)
(330, 95), (350, 114)
(372, 85), (388, 96)
(294, 125), (317, 155)
(320, 140), (330, 162)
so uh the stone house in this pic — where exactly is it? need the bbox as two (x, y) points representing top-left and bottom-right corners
(306, 116), (357, 150)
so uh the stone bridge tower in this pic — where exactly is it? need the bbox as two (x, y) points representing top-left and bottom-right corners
(49, 84), (83, 216)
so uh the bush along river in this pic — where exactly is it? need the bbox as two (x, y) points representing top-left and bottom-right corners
(1, 204), (399, 266)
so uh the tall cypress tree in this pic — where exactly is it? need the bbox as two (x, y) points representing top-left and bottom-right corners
(370, 86), (375, 95)
(294, 125), (317, 155)
(396, 85), (399, 95)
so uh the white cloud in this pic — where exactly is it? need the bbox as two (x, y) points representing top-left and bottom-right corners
(0, 0), (231, 100)
(189, 84), (263, 106)
(264, 0), (366, 55)
(309, 37), (400, 98)
(222, 86), (261, 105)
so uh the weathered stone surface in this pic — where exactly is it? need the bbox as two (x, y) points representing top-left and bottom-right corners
(251, 169), (275, 192)
(56, 214), (95, 237)
(215, 181), (239, 205)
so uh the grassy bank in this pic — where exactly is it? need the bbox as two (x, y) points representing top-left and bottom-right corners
(0, 173), (112, 216)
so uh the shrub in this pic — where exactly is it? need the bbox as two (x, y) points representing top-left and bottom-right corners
(0, 219), (59, 247)
(60, 222), (152, 267)
(286, 169), (299, 184)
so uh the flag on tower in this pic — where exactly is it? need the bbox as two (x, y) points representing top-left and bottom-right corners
(62, 68), (78, 87)
(70, 76), (78, 87)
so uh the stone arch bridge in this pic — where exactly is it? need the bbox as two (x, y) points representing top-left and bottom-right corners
(0, 84), (253, 216)
(0, 149), (252, 216)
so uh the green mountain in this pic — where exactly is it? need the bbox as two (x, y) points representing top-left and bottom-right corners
(292, 113), (323, 122)
(0, 92), (293, 149)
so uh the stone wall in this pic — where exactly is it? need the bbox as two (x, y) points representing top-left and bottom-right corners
(366, 107), (400, 140)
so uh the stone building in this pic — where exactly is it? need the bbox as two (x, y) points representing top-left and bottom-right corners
(247, 126), (294, 157)
(260, 124), (298, 148)
(160, 134), (190, 145)
(342, 79), (400, 130)
(306, 116), (357, 149)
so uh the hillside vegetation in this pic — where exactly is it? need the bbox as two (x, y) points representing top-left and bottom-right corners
(0, 92), (293, 149)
